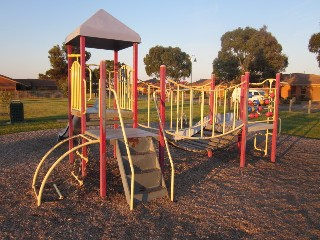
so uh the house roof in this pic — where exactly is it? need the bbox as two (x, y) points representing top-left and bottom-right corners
(0, 74), (17, 88)
(65, 9), (141, 51)
(14, 79), (57, 88)
(282, 73), (320, 86)
(190, 78), (212, 87)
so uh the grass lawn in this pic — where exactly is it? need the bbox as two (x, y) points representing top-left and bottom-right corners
(0, 98), (68, 135)
(1, 97), (319, 139)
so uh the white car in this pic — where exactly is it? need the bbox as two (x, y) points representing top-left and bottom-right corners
(232, 88), (266, 102)
(249, 89), (266, 101)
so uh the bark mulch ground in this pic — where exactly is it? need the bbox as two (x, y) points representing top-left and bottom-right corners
(0, 129), (319, 239)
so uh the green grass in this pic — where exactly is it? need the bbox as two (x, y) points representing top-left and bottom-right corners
(279, 111), (320, 139)
(1, 97), (319, 139)
(0, 98), (68, 135)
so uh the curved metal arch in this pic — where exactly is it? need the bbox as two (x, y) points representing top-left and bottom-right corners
(34, 138), (100, 206)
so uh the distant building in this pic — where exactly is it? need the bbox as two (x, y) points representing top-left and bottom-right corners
(14, 79), (58, 91)
(0, 74), (17, 91)
(281, 73), (320, 101)
(0, 74), (59, 92)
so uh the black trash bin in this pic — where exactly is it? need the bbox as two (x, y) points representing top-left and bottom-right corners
(10, 100), (24, 123)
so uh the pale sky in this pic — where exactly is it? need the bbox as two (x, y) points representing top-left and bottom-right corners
(0, 0), (319, 82)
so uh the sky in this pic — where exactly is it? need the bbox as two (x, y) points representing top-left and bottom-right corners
(0, 0), (319, 82)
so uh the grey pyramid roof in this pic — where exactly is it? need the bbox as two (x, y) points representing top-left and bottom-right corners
(65, 9), (141, 51)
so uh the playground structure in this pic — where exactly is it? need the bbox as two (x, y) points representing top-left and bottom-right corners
(32, 9), (280, 210)
(142, 71), (280, 166)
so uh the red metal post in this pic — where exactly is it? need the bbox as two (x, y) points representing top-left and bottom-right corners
(209, 74), (216, 125)
(67, 45), (74, 164)
(271, 73), (280, 163)
(80, 36), (87, 176)
(159, 65), (166, 169)
(133, 43), (138, 128)
(113, 51), (118, 158)
(208, 74), (216, 158)
(238, 75), (245, 150)
(114, 50), (118, 110)
(240, 72), (249, 168)
(99, 60), (107, 197)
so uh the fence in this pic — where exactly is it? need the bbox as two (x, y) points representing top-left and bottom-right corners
(286, 99), (320, 114)
(12, 90), (64, 99)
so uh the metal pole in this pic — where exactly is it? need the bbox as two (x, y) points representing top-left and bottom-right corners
(99, 60), (107, 198)
(67, 45), (74, 164)
(113, 51), (118, 158)
(159, 65), (166, 170)
(240, 73), (249, 167)
(210, 74), (216, 125)
(80, 36), (87, 176)
(133, 43), (138, 128)
(271, 73), (280, 163)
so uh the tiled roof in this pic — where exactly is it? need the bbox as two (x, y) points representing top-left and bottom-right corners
(282, 73), (320, 85)
(0, 75), (17, 87)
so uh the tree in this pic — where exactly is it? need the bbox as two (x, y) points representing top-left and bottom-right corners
(143, 46), (191, 81)
(212, 51), (240, 83)
(308, 32), (320, 68)
(39, 43), (91, 94)
(213, 26), (288, 82)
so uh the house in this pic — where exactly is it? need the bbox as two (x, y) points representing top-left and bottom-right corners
(138, 78), (160, 95)
(281, 73), (320, 101)
(0, 74), (17, 91)
(14, 79), (58, 91)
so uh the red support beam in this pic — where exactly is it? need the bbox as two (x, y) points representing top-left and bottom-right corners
(67, 45), (74, 164)
(159, 65), (166, 170)
(80, 36), (87, 176)
(240, 72), (249, 168)
(99, 60), (107, 198)
(271, 73), (280, 163)
(133, 43), (138, 128)
(113, 51), (118, 158)
(114, 51), (118, 110)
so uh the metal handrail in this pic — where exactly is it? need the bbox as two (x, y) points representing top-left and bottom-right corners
(107, 88), (136, 210)
(152, 91), (175, 202)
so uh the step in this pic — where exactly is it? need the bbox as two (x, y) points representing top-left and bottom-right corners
(126, 168), (162, 190)
(118, 136), (154, 154)
(122, 152), (158, 174)
(133, 186), (168, 202)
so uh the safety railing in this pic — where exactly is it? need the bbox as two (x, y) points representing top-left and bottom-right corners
(141, 79), (246, 141)
(118, 65), (133, 110)
(152, 91), (175, 202)
(70, 59), (82, 112)
(104, 87), (136, 210)
(248, 77), (281, 156)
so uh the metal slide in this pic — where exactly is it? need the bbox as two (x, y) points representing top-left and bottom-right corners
(57, 116), (81, 141)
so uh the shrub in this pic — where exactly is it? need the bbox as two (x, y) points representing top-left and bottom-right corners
(0, 91), (13, 114)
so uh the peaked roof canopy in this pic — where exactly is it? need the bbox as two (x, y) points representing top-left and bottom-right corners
(65, 9), (141, 51)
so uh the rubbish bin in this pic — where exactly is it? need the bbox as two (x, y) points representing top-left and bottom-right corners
(10, 100), (24, 123)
